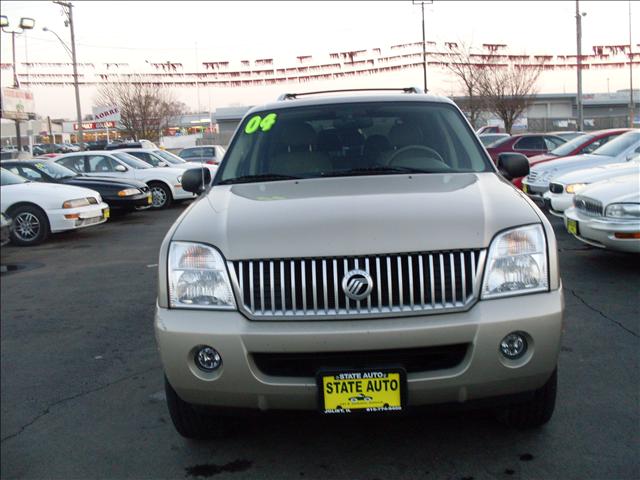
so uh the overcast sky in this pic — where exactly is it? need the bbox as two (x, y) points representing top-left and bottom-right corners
(0, 0), (637, 118)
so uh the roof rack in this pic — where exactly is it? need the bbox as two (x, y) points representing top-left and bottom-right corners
(277, 87), (424, 101)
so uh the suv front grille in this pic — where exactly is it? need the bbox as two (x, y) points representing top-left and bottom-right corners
(228, 249), (485, 320)
(574, 196), (603, 216)
(549, 183), (564, 194)
(252, 344), (470, 377)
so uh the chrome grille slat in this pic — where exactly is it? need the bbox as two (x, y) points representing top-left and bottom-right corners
(231, 249), (484, 320)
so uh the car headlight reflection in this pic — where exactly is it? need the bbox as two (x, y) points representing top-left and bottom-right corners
(605, 203), (640, 219)
(481, 224), (548, 299)
(117, 188), (141, 197)
(168, 241), (236, 309)
(565, 183), (587, 194)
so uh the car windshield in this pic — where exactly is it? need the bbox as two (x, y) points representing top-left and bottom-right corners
(550, 134), (595, 156)
(154, 150), (186, 164)
(592, 131), (640, 157)
(32, 161), (78, 179)
(218, 101), (493, 184)
(112, 152), (152, 169)
(1, 168), (28, 185)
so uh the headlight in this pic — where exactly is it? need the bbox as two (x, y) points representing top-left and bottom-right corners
(565, 183), (587, 194)
(605, 203), (640, 219)
(62, 198), (91, 208)
(481, 224), (548, 300)
(168, 242), (236, 309)
(117, 188), (141, 197)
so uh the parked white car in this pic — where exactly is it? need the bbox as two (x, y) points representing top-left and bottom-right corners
(523, 130), (640, 203)
(120, 148), (218, 175)
(0, 167), (109, 246)
(563, 173), (640, 253)
(55, 151), (196, 209)
(543, 156), (640, 216)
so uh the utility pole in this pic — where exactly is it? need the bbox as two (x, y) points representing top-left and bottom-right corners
(575, 1), (585, 131)
(53, 1), (83, 148)
(412, 1), (433, 93)
(629, 0), (635, 128)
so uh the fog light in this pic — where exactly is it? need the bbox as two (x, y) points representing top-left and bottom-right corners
(195, 346), (222, 371)
(500, 332), (527, 359)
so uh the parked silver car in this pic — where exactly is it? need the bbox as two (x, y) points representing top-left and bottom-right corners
(155, 89), (563, 439)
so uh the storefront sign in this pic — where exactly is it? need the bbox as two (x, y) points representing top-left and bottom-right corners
(1, 87), (35, 120)
(73, 121), (116, 130)
(92, 104), (121, 122)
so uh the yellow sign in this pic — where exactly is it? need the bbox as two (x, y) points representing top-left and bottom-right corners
(567, 219), (578, 235)
(103, 208), (110, 219)
(320, 370), (403, 414)
(522, 184), (529, 193)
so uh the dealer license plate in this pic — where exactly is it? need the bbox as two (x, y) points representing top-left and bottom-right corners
(567, 219), (579, 235)
(147, 194), (152, 204)
(103, 208), (110, 219)
(318, 369), (405, 414)
(522, 184), (529, 193)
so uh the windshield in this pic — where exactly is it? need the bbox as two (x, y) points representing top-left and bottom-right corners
(32, 161), (78, 179)
(154, 150), (186, 164)
(112, 152), (152, 169)
(1, 168), (28, 185)
(550, 134), (595, 156)
(218, 102), (492, 184)
(592, 131), (640, 157)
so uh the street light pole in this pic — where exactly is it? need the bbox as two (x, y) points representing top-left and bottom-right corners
(412, 0), (433, 93)
(575, 0), (584, 131)
(53, 1), (83, 148)
(1, 17), (35, 151)
(629, 0), (635, 128)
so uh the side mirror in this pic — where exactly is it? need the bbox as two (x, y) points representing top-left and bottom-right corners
(497, 152), (529, 180)
(115, 164), (127, 172)
(182, 167), (211, 195)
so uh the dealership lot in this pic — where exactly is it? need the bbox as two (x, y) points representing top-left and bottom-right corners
(1, 205), (638, 480)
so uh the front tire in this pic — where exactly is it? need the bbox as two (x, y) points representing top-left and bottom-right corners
(149, 182), (172, 209)
(9, 205), (50, 246)
(498, 369), (557, 429)
(165, 376), (215, 439)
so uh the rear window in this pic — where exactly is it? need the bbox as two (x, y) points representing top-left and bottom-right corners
(218, 102), (492, 183)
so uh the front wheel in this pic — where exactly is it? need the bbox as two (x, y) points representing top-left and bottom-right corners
(149, 182), (172, 209)
(165, 376), (216, 439)
(9, 205), (50, 246)
(497, 368), (557, 429)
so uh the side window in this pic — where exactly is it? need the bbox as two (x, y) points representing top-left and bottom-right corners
(87, 155), (117, 173)
(544, 137), (564, 150)
(59, 156), (85, 173)
(128, 151), (157, 166)
(19, 167), (45, 181)
(514, 136), (545, 151)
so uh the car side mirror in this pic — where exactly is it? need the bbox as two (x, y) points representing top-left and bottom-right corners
(182, 167), (212, 195)
(115, 164), (127, 172)
(497, 152), (529, 180)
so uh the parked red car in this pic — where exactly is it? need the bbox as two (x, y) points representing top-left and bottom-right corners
(511, 128), (630, 188)
(485, 133), (567, 165)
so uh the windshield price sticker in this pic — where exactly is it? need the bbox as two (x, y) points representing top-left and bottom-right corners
(319, 370), (404, 414)
(244, 113), (278, 134)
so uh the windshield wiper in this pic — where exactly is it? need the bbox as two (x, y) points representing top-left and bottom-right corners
(218, 174), (301, 185)
(321, 166), (448, 177)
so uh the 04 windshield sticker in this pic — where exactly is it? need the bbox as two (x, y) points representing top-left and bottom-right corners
(244, 113), (277, 134)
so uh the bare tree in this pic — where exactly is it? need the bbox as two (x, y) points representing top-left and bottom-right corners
(477, 60), (544, 134)
(440, 42), (489, 128)
(95, 77), (188, 142)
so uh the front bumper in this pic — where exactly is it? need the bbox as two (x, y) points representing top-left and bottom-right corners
(48, 202), (110, 233)
(155, 288), (563, 410)
(104, 192), (152, 210)
(544, 191), (574, 217)
(564, 207), (640, 253)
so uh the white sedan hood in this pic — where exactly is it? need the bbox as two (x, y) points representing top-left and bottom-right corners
(553, 158), (640, 185)
(1, 182), (101, 210)
(577, 173), (640, 205)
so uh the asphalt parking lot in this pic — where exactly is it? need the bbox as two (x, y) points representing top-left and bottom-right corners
(1, 204), (638, 480)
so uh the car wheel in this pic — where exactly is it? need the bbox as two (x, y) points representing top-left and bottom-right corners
(149, 182), (172, 209)
(497, 368), (557, 429)
(9, 205), (50, 246)
(165, 376), (216, 439)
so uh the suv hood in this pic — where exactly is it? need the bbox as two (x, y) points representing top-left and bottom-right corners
(172, 173), (541, 259)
